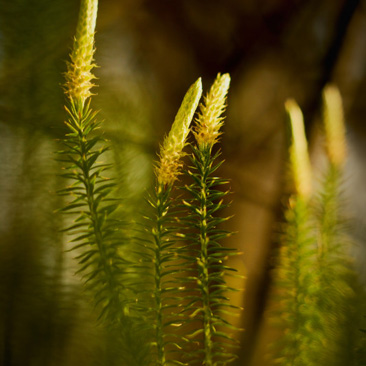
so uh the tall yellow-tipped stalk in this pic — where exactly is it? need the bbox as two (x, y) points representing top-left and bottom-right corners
(61, 2), (155, 363)
(270, 100), (319, 366)
(65, 0), (98, 104)
(322, 84), (346, 167)
(183, 74), (240, 365)
(155, 77), (202, 186)
(148, 78), (202, 365)
(285, 99), (312, 199)
(315, 84), (360, 366)
(195, 73), (230, 149)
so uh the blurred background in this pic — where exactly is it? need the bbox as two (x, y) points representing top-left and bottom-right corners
(1, 0), (366, 365)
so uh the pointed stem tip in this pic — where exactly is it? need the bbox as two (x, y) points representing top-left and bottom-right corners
(65, 0), (99, 105)
(285, 99), (312, 199)
(195, 73), (231, 149)
(156, 78), (203, 186)
(322, 84), (346, 167)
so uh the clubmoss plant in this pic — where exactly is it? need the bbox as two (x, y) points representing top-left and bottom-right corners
(58, 2), (244, 365)
(60, 0), (129, 325)
(58, 1), (152, 364)
(271, 88), (363, 366)
(182, 73), (241, 366)
(57, 2), (363, 364)
(271, 99), (320, 366)
(145, 78), (202, 366)
(312, 84), (359, 366)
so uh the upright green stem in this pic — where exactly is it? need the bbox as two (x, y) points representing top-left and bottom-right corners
(317, 164), (338, 257)
(149, 77), (202, 364)
(61, 100), (123, 318)
(273, 197), (318, 366)
(287, 199), (308, 366)
(183, 73), (237, 365)
(151, 184), (171, 366)
(74, 103), (121, 320)
(315, 163), (359, 366)
(184, 144), (239, 365)
(197, 149), (214, 366)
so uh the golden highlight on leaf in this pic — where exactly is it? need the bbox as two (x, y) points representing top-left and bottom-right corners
(65, 0), (98, 104)
(156, 77), (202, 186)
(322, 84), (346, 167)
(285, 99), (312, 199)
(195, 73), (231, 148)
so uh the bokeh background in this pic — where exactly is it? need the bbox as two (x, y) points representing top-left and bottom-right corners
(1, 0), (366, 365)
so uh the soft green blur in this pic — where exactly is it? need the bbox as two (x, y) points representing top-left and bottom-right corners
(1, 1), (366, 365)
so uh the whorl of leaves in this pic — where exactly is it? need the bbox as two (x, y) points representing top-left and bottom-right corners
(57, 99), (130, 324)
(58, 100), (153, 366)
(142, 184), (192, 366)
(271, 197), (321, 366)
(313, 164), (360, 366)
(182, 145), (241, 366)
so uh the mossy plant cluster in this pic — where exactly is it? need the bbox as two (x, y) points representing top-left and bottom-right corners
(269, 87), (365, 366)
(59, 1), (240, 365)
(57, 0), (365, 365)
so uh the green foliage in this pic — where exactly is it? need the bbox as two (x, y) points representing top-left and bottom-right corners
(314, 164), (361, 366)
(142, 184), (186, 366)
(58, 99), (129, 324)
(58, 2), (153, 364)
(58, 98), (152, 366)
(59, 44), (239, 366)
(176, 73), (241, 365)
(3, 0), (366, 365)
(139, 79), (202, 366)
(182, 145), (241, 365)
(270, 89), (364, 366)
(271, 197), (320, 366)
(55, 2), (364, 366)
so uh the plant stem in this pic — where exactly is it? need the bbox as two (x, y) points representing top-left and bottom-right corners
(152, 183), (171, 366)
(183, 143), (238, 365)
(273, 196), (319, 366)
(196, 149), (214, 366)
(315, 163), (360, 366)
(65, 100), (123, 322)
(148, 78), (202, 365)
